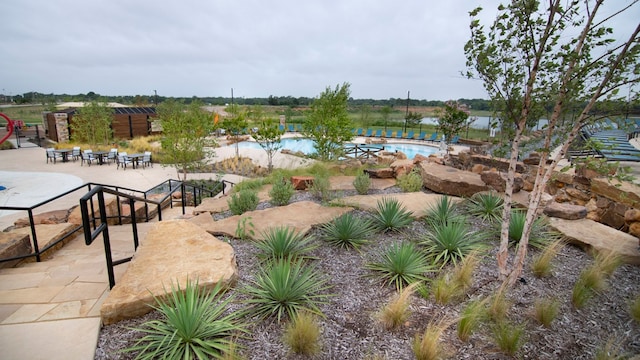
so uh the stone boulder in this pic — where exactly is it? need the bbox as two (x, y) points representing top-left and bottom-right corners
(100, 220), (238, 325)
(13, 209), (70, 228)
(390, 159), (414, 177)
(68, 196), (120, 226)
(480, 170), (524, 193)
(364, 168), (395, 179)
(291, 176), (314, 190)
(543, 202), (587, 220)
(413, 154), (430, 163)
(418, 162), (489, 197)
(0, 232), (31, 269)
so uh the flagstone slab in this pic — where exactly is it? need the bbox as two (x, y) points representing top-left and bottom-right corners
(100, 220), (237, 325)
(7, 223), (79, 261)
(333, 192), (462, 219)
(193, 185), (272, 215)
(328, 176), (397, 191)
(548, 217), (640, 265)
(204, 201), (353, 240)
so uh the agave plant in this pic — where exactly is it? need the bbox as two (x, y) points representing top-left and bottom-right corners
(319, 212), (375, 249)
(464, 192), (504, 222)
(371, 197), (414, 232)
(424, 195), (463, 226)
(124, 279), (246, 360)
(242, 257), (332, 322)
(254, 226), (317, 260)
(366, 242), (433, 290)
(421, 217), (486, 267)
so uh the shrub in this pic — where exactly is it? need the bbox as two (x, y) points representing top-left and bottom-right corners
(319, 212), (375, 249)
(571, 277), (595, 309)
(283, 312), (321, 355)
(396, 168), (423, 192)
(234, 216), (255, 240)
(371, 197), (414, 232)
(412, 320), (448, 360)
(450, 251), (480, 290)
(269, 177), (295, 206)
(491, 320), (525, 356)
(242, 257), (332, 322)
(378, 283), (417, 330)
(464, 192), (504, 222)
(353, 171), (371, 195)
(254, 226), (317, 261)
(424, 195), (463, 226)
(421, 218), (486, 267)
(228, 189), (259, 215)
(431, 274), (460, 305)
(457, 299), (487, 341)
(124, 279), (245, 360)
(530, 239), (564, 278)
(487, 286), (510, 322)
(506, 210), (559, 249)
(593, 249), (622, 277)
(309, 175), (332, 202)
(533, 297), (559, 328)
(630, 295), (640, 324)
(366, 242), (433, 291)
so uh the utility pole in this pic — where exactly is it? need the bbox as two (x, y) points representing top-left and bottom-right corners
(404, 91), (410, 133)
(153, 90), (158, 106)
(231, 88), (234, 105)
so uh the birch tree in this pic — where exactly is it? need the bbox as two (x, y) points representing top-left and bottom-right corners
(465, 0), (639, 285)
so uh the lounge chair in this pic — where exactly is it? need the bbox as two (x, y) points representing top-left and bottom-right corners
(288, 124), (295, 132)
(405, 131), (414, 140)
(427, 133), (438, 142)
(395, 131), (403, 139)
(416, 132), (426, 141)
(278, 124), (285, 132)
(364, 129), (373, 137)
(374, 129), (382, 137)
(384, 130), (393, 138)
(450, 135), (460, 144)
(355, 128), (363, 136)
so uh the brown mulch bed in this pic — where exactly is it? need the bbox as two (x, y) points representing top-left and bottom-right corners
(95, 189), (640, 359)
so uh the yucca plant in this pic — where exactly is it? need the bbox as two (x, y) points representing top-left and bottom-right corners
(366, 242), (433, 291)
(491, 320), (525, 356)
(505, 210), (559, 249)
(464, 192), (504, 222)
(319, 212), (375, 249)
(424, 195), (463, 226)
(371, 197), (414, 232)
(378, 282), (418, 330)
(242, 257), (332, 322)
(630, 295), (640, 324)
(457, 299), (487, 341)
(412, 319), (449, 360)
(254, 226), (317, 260)
(530, 239), (565, 278)
(124, 279), (246, 360)
(533, 297), (559, 328)
(283, 312), (321, 355)
(353, 170), (371, 195)
(421, 219), (486, 267)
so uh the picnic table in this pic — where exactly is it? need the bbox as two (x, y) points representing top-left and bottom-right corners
(92, 150), (109, 165)
(54, 149), (72, 163)
(128, 153), (144, 168)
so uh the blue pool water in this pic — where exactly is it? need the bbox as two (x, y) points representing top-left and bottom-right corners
(236, 138), (438, 159)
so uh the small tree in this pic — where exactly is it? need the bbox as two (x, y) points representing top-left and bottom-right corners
(224, 104), (248, 158)
(435, 101), (470, 142)
(302, 83), (354, 160)
(253, 119), (284, 172)
(404, 111), (423, 132)
(159, 99), (215, 180)
(380, 105), (393, 130)
(71, 101), (113, 144)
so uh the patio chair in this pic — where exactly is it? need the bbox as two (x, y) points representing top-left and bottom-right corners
(364, 129), (373, 137)
(46, 148), (63, 164)
(374, 129), (382, 137)
(288, 124), (295, 132)
(71, 147), (81, 162)
(81, 150), (96, 166)
(450, 135), (460, 144)
(427, 133), (438, 142)
(107, 148), (118, 164)
(405, 131), (415, 140)
(141, 151), (153, 168)
(395, 131), (403, 139)
(117, 152), (132, 170)
(416, 132), (426, 141)
(355, 128), (363, 136)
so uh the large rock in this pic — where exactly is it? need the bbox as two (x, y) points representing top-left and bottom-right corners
(0, 232), (31, 269)
(204, 201), (352, 240)
(364, 168), (395, 179)
(291, 176), (315, 190)
(334, 192), (462, 219)
(193, 185), (272, 215)
(390, 159), (414, 177)
(543, 202), (587, 220)
(100, 220), (237, 325)
(7, 223), (79, 261)
(327, 176), (396, 191)
(591, 178), (640, 208)
(13, 209), (70, 228)
(480, 170), (523, 193)
(418, 162), (489, 197)
(548, 218), (640, 265)
(68, 196), (119, 226)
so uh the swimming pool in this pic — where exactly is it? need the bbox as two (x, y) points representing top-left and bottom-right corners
(236, 138), (438, 159)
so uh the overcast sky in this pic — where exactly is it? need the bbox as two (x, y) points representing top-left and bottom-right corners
(1, 1), (638, 101)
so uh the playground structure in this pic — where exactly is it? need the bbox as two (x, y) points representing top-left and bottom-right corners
(0, 112), (43, 148)
(0, 113), (14, 145)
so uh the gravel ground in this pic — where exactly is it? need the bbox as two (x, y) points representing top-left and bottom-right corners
(95, 188), (640, 359)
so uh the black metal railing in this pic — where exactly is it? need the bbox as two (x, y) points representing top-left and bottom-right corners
(0, 178), (231, 283)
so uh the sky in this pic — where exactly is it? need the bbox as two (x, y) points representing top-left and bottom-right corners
(1, 0), (638, 101)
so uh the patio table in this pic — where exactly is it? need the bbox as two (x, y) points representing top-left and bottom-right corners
(92, 151), (109, 165)
(127, 153), (144, 168)
(54, 149), (72, 163)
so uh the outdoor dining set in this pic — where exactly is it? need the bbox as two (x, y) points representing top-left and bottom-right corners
(46, 147), (152, 170)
